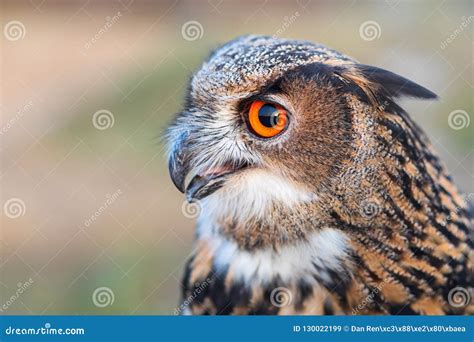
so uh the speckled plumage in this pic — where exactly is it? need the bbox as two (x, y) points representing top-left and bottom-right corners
(167, 35), (473, 315)
(191, 35), (354, 96)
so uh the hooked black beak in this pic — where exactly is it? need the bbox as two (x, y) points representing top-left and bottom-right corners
(168, 144), (189, 194)
(168, 146), (249, 201)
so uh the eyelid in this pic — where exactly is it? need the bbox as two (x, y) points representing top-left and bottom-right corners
(255, 94), (293, 117)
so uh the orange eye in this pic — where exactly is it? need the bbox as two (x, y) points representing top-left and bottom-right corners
(248, 100), (288, 138)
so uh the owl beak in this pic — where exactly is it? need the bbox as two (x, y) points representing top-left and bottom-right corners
(168, 146), (229, 200)
(169, 146), (248, 201)
(168, 146), (189, 194)
(168, 131), (250, 200)
(184, 164), (241, 201)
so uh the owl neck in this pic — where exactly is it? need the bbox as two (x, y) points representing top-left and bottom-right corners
(186, 219), (356, 314)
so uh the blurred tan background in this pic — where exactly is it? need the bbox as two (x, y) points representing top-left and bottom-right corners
(1, 0), (472, 314)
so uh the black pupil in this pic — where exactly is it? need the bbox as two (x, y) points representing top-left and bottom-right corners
(258, 104), (280, 128)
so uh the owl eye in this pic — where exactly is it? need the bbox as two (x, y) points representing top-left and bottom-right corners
(247, 100), (288, 138)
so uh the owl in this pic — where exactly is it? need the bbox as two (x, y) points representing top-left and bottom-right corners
(166, 35), (473, 315)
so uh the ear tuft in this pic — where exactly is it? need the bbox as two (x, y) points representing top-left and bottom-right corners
(354, 64), (438, 100)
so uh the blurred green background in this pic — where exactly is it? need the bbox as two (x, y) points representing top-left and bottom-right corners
(1, 0), (472, 314)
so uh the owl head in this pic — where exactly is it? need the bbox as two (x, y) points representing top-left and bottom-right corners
(166, 35), (437, 223)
